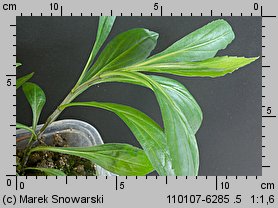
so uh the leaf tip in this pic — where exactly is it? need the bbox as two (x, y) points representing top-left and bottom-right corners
(212, 18), (235, 42)
(251, 56), (260, 62)
(16, 63), (22, 68)
(145, 29), (159, 40)
(242, 56), (260, 66)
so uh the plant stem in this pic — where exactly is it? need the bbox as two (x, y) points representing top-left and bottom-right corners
(21, 90), (78, 168)
(37, 91), (77, 137)
(20, 75), (102, 169)
(21, 134), (36, 167)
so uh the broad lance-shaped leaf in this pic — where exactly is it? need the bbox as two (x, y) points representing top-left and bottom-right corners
(83, 28), (158, 81)
(22, 82), (46, 130)
(16, 122), (35, 136)
(130, 56), (258, 78)
(16, 63), (22, 68)
(25, 167), (66, 176)
(136, 19), (235, 66)
(99, 71), (200, 175)
(152, 80), (199, 175)
(30, 144), (153, 176)
(16, 72), (34, 89)
(100, 72), (202, 134)
(60, 102), (174, 175)
(78, 16), (116, 85)
(150, 76), (202, 134)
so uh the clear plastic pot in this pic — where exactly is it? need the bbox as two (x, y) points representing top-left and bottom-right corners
(16, 119), (113, 176)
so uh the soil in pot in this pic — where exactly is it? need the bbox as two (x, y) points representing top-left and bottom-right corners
(17, 133), (97, 176)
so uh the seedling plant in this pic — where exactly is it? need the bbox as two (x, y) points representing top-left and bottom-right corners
(16, 17), (258, 176)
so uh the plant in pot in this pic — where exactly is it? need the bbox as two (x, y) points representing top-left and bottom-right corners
(16, 16), (258, 176)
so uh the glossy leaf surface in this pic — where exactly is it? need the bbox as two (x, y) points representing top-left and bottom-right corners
(99, 71), (200, 175)
(139, 19), (235, 66)
(131, 56), (258, 77)
(150, 76), (199, 175)
(83, 17), (116, 72)
(60, 101), (174, 175)
(31, 144), (153, 176)
(150, 76), (202, 134)
(84, 28), (158, 80)
(16, 72), (34, 89)
(22, 82), (46, 130)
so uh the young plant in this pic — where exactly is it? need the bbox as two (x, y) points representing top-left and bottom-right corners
(17, 17), (258, 176)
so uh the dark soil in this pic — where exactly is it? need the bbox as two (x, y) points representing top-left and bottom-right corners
(17, 133), (97, 176)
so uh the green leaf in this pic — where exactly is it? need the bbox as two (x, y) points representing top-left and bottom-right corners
(79, 16), (116, 83)
(99, 71), (200, 175)
(22, 82), (46, 130)
(31, 144), (153, 176)
(130, 56), (258, 78)
(100, 72), (202, 134)
(16, 72), (34, 89)
(89, 16), (116, 67)
(138, 19), (235, 66)
(150, 76), (202, 134)
(149, 78), (199, 176)
(75, 17), (116, 88)
(16, 122), (35, 136)
(60, 102), (174, 176)
(25, 167), (66, 176)
(16, 63), (22, 68)
(83, 28), (159, 81)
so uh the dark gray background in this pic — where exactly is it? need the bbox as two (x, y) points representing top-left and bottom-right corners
(16, 17), (261, 176)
